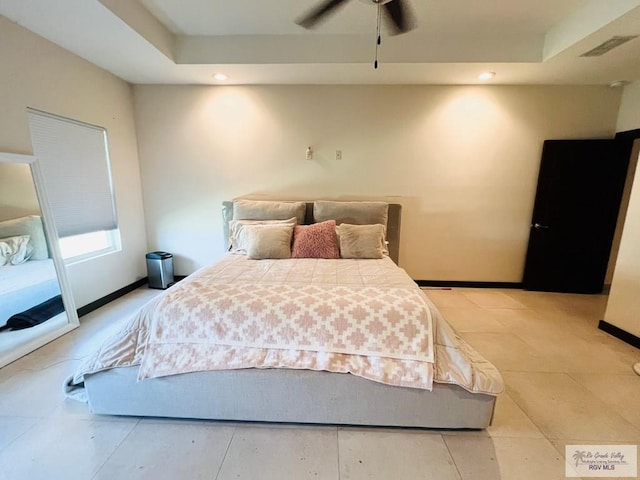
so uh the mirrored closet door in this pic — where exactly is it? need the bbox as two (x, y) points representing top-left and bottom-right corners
(0, 152), (78, 368)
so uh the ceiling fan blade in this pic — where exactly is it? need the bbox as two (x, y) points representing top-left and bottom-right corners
(296, 0), (351, 29)
(383, 0), (416, 35)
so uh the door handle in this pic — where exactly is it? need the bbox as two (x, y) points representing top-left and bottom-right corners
(532, 223), (549, 229)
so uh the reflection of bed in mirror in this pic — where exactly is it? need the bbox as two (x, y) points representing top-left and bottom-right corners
(0, 214), (61, 330)
(0, 257), (62, 329)
(0, 154), (78, 367)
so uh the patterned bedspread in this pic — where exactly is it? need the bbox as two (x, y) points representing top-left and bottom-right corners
(138, 256), (434, 388)
(147, 283), (432, 361)
(69, 255), (504, 394)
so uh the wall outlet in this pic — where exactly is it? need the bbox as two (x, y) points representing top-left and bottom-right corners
(335, 150), (342, 160)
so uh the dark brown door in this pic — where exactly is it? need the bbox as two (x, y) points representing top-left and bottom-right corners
(522, 139), (630, 293)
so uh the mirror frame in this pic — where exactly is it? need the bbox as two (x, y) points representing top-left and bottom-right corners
(0, 152), (79, 367)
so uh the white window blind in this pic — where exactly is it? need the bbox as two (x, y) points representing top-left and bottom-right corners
(27, 108), (118, 238)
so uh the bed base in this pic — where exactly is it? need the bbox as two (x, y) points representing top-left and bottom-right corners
(85, 366), (495, 429)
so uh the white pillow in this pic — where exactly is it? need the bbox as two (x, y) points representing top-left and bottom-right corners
(0, 235), (34, 266)
(229, 217), (296, 254)
(245, 224), (294, 260)
(0, 215), (48, 260)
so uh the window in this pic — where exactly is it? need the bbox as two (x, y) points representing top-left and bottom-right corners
(58, 230), (121, 263)
(27, 108), (121, 263)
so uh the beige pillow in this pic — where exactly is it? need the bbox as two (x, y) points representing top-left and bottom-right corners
(338, 224), (385, 259)
(245, 224), (294, 260)
(233, 200), (306, 225)
(313, 201), (388, 228)
(229, 217), (296, 253)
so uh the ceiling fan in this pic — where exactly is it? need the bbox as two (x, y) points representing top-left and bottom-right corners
(296, 0), (416, 36)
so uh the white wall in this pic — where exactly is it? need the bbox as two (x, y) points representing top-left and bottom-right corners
(0, 163), (39, 221)
(0, 16), (147, 308)
(134, 84), (621, 280)
(604, 81), (640, 337)
(616, 82), (640, 132)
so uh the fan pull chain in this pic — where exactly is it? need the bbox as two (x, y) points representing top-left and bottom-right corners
(374, 1), (382, 69)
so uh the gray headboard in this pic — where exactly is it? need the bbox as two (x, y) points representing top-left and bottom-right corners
(222, 201), (402, 264)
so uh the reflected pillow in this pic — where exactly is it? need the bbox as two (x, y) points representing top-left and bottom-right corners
(0, 215), (48, 260)
(229, 217), (296, 254)
(0, 235), (34, 266)
(337, 224), (385, 259)
(245, 224), (294, 260)
(292, 220), (339, 259)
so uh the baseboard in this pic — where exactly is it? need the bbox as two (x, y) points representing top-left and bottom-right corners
(416, 280), (523, 289)
(77, 277), (148, 318)
(598, 320), (640, 350)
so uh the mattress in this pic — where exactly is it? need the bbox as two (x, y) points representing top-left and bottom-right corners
(70, 255), (502, 395)
(0, 259), (61, 327)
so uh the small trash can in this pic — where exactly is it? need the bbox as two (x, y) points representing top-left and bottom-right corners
(146, 251), (174, 289)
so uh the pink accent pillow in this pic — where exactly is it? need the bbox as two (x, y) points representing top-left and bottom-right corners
(291, 220), (339, 259)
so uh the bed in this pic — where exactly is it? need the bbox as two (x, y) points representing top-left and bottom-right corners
(0, 215), (60, 329)
(67, 200), (503, 429)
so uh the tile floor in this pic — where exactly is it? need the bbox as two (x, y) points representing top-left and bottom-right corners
(0, 286), (638, 479)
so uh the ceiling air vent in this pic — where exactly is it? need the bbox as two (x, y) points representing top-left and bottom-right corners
(581, 35), (638, 57)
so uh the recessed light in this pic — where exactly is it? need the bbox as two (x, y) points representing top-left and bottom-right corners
(213, 73), (228, 81)
(478, 72), (496, 81)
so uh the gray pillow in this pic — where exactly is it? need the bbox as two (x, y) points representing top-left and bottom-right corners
(233, 200), (306, 225)
(313, 201), (388, 229)
(338, 224), (385, 259)
(0, 215), (49, 260)
(245, 224), (294, 260)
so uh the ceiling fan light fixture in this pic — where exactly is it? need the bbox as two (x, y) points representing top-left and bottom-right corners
(296, 0), (415, 35)
(358, 0), (393, 5)
(478, 72), (496, 81)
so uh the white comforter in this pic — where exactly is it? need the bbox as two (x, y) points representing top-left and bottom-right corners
(70, 255), (503, 395)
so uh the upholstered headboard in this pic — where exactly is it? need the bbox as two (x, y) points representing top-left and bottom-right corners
(222, 201), (402, 264)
